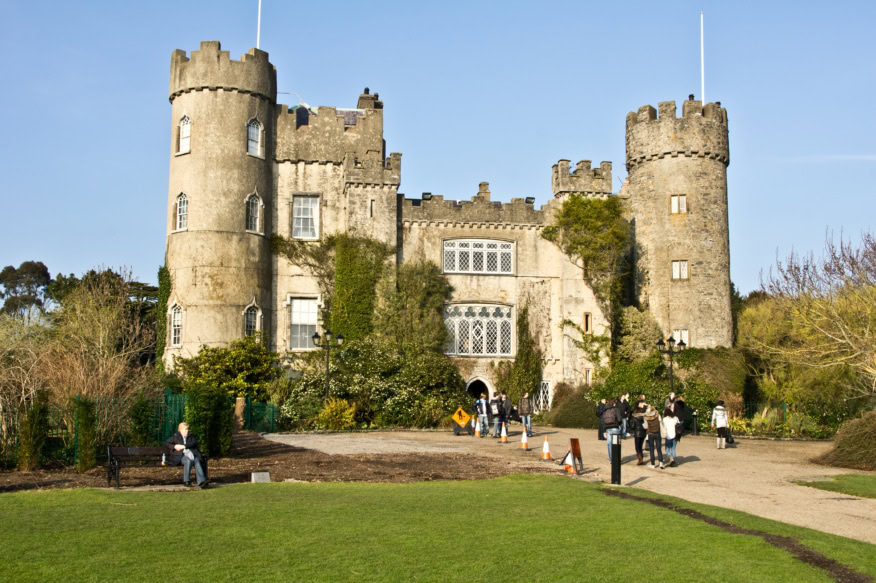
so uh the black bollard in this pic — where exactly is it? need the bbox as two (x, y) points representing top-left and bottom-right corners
(610, 432), (621, 485)
(693, 410), (699, 436)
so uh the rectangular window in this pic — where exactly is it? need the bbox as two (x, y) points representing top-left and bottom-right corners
(444, 240), (514, 275)
(292, 195), (319, 239)
(583, 312), (592, 334)
(671, 260), (689, 280)
(370, 199), (375, 218)
(289, 298), (318, 350)
(671, 194), (687, 214)
(585, 368), (592, 386)
(672, 328), (690, 346)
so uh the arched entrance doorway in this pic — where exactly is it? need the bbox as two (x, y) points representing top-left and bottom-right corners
(466, 379), (490, 401)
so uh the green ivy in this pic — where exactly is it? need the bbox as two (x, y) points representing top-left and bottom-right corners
(155, 264), (171, 366)
(16, 391), (49, 471)
(331, 235), (393, 340)
(493, 305), (544, 403)
(74, 396), (97, 472)
(184, 383), (234, 457)
(174, 335), (279, 400)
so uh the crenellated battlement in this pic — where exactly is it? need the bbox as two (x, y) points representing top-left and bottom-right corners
(274, 90), (385, 163)
(551, 160), (613, 198)
(169, 41), (276, 103)
(625, 97), (729, 171)
(344, 151), (401, 186)
(402, 182), (545, 225)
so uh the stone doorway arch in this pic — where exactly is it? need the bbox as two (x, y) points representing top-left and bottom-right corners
(466, 378), (492, 401)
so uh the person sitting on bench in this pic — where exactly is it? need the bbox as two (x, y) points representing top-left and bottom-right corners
(164, 422), (208, 488)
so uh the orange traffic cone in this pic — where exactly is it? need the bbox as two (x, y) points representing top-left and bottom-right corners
(474, 418), (481, 438)
(560, 449), (576, 474)
(520, 430), (529, 451)
(540, 436), (551, 461)
(500, 422), (508, 443)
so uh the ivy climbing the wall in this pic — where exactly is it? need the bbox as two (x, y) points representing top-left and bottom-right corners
(155, 264), (171, 367)
(493, 305), (544, 403)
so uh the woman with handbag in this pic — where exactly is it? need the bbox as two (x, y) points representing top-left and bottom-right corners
(643, 404), (665, 469)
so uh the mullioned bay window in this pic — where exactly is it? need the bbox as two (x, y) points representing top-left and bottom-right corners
(444, 304), (513, 357)
(443, 240), (513, 275)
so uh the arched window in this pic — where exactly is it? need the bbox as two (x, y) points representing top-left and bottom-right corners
(244, 305), (259, 337)
(444, 304), (513, 357)
(245, 194), (260, 232)
(175, 194), (188, 230)
(247, 119), (261, 156)
(171, 305), (182, 346)
(178, 116), (191, 154)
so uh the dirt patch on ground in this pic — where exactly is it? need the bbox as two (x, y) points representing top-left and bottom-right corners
(603, 488), (874, 583)
(0, 431), (556, 492)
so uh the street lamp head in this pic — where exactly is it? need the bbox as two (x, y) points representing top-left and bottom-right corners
(668, 336), (676, 347)
(311, 332), (321, 347)
(656, 338), (666, 350)
(678, 339), (686, 350)
(337, 333), (345, 346)
(325, 329), (333, 343)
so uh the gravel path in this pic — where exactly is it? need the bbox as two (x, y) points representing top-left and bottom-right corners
(265, 427), (876, 544)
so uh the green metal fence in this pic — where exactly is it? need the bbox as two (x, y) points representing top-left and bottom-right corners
(244, 397), (279, 433)
(1, 391), (278, 467)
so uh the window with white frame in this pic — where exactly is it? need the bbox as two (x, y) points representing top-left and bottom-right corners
(444, 304), (513, 357)
(171, 305), (182, 346)
(247, 119), (261, 156)
(292, 195), (319, 239)
(246, 194), (260, 232)
(178, 116), (191, 154)
(443, 240), (513, 275)
(672, 328), (689, 346)
(244, 306), (259, 337)
(289, 298), (318, 350)
(671, 260), (689, 280)
(585, 368), (593, 386)
(175, 194), (188, 230)
(671, 194), (687, 214)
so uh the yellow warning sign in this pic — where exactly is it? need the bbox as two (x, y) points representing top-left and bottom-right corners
(451, 408), (471, 427)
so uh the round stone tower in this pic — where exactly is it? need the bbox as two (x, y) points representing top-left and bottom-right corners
(625, 97), (732, 348)
(164, 41), (277, 362)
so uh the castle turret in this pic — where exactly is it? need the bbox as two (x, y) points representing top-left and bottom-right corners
(164, 41), (277, 361)
(625, 97), (732, 348)
(551, 160), (613, 198)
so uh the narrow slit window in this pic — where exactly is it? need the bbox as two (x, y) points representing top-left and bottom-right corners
(171, 305), (182, 346)
(583, 312), (592, 334)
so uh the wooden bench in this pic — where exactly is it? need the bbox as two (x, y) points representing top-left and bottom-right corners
(106, 446), (208, 488)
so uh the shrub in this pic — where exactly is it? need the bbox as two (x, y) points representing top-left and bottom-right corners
(17, 391), (49, 471)
(315, 398), (356, 431)
(128, 392), (157, 446)
(185, 383), (234, 457)
(74, 396), (97, 472)
(174, 335), (279, 400)
(815, 411), (876, 471)
(547, 388), (600, 429)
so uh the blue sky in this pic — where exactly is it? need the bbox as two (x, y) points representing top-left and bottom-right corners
(1, 0), (873, 293)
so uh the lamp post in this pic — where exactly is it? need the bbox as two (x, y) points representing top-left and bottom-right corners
(312, 329), (345, 401)
(656, 335), (686, 393)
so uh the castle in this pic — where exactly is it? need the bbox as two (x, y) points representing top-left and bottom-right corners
(163, 41), (732, 405)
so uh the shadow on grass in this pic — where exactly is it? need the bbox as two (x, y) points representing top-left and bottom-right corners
(603, 488), (874, 583)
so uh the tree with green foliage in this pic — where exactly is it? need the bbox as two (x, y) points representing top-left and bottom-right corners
(74, 396), (97, 472)
(373, 260), (454, 353)
(494, 306), (543, 403)
(154, 265), (171, 366)
(184, 383), (234, 457)
(174, 335), (279, 400)
(0, 261), (51, 321)
(16, 390), (49, 471)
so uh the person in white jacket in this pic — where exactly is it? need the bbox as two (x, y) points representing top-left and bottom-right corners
(711, 401), (730, 449)
(662, 407), (681, 465)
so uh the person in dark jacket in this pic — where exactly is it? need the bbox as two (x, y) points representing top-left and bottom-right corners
(674, 396), (687, 441)
(601, 399), (623, 460)
(630, 396), (648, 465)
(518, 392), (533, 437)
(619, 393), (632, 438)
(490, 394), (502, 437)
(474, 393), (490, 437)
(164, 422), (208, 488)
(500, 392), (512, 436)
(596, 399), (607, 440)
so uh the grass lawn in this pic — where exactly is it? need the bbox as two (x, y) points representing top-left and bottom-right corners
(795, 474), (876, 500)
(1, 475), (873, 582)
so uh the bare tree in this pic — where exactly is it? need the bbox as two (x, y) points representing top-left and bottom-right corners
(760, 232), (875, 405)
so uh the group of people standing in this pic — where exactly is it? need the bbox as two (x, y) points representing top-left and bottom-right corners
(597, 392), (687, 469)
(474, 392), (534, 438)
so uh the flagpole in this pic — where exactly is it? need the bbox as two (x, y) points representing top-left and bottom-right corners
(700, 11), (705, 103)
(257, 0), (262, 49)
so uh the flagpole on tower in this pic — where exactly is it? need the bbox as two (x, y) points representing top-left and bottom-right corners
(256, 0), (262, 49)
(700, 11), (705, 103)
